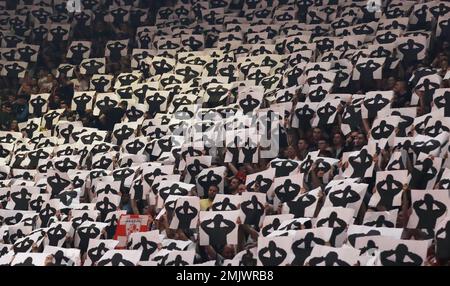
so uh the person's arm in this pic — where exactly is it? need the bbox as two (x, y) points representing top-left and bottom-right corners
(309, 164), (323, 189)
(227, 162), (239, 176)
(362, 118), (371, 135)
(130, 198), (140, 214)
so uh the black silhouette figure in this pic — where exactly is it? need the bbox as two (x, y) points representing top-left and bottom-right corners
(364, 94), (389, 119)
(261, 218), (282, 237)
(70, 43), (89, 64)
(274, 179), (301, 203)
(242, 141), (258, 164)
(132, 236), (158, 261)
(92, 156), (112, 170)
(107, 41), (126, 62)
(13, 237), (34, 253)
(380, 244), (423, 266)
(316, 211), (347, 246)
(5, 62), (25, 78)
(160, 184), (189, 201)
(398, 39), (424, 63)
(47, 173), (71, 198)
(308, 251), (350, 266)
(375, 174), (403, 210)
(29, 195), (45, 214)
(81, 59), (104, 74)
(329, 186), (361, 208)
(113, 125), (134, 146)
(47, 224), (67, 246)
(87, 242), (109, 265)
(241, 195), (265, 225)
(110, 7), (128, 25)
(348, 149), (373, 179)
(15, 257), (36, 266)
(410, 158), (437, 190)
(52, 250), (72, 266)
(371, 120), (395, 140)
(258, 241), (287, 266)
(364, 215), (395, 228)
(285, 193), (316, 217)
(58, 190), (78, 207)
(212, 197), (238, 211)
(271, 160), (299, 177)
(73, 93), (92, 111)
(39, 203), (56, 227)
(292, 232), (326, 266)
(413, 194), (446, 229)
(246, 175), (272, 193)
(186, 159), (208, 184)
(152, 59), (172, 75)
(174, 201), (198, 230)
(167, 255), (189, 266)
(198, 170), (222, 194)
(96, 197), (117, 221)
(91, 76), (110, 92)
(11, 188), (31, 210)
(205, 85), (229, 107)
(50, 26), (68, 42)
(77, 224), (101, 253)
(436, 221), (450, 260)
(315, 102), (336, 126)
(97, 253), (135, 266)
(200, 214), (235, 249)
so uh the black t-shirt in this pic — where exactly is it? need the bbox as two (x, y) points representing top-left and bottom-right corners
(59, 82), (74, 104)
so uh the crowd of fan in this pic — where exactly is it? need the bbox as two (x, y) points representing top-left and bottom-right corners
(0, 0), (450, 266)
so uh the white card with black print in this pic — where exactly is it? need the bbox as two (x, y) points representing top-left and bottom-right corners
(363, 210), (398, 228)
(314, 207), (355, 247)
(311, 99), (340, 127)
(96, 249), (142, 266)
(269, 173), (304, 210)
(375, 237), (429, 266)
(369, 116), (400, 149)
(411, 153), (443, 190)
(169, 196), (200, 230)
(239, 191), (266, 227)
(361, 91), (393, 119)
(407, 189), (450, 230)
(195, 166), (226, 198)
(43, 245), (81, 266)
(257, 236), (294, 266)
(353, 57), (385, 80)
(342, 148), (375, 179)
(0, 61), (27, 78)
(5, 185), (40, 211)
(67, 41), (91, 60)
(260, 214), (294, 237)
(346, 224), (403, 249)
(83, 239), (119, 266)
(79, 58), (106, 75)
(128, 230), (160, 262)
(245, 168), (274, 194)
(90, 74), (114, 92)
(281, 187), (321, 219)
(156, 181), (195, 209)
(323, 181), (367, 217)
(199, 210), (239, 246)
(369, 170), (409, 210)
(11, 253), (49, 266)
(304, 245), (360, 266)
(71, 91), (95, 111)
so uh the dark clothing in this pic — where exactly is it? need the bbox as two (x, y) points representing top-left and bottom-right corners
(104, 107), (125, 131)
(392, 91), (412, 108)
